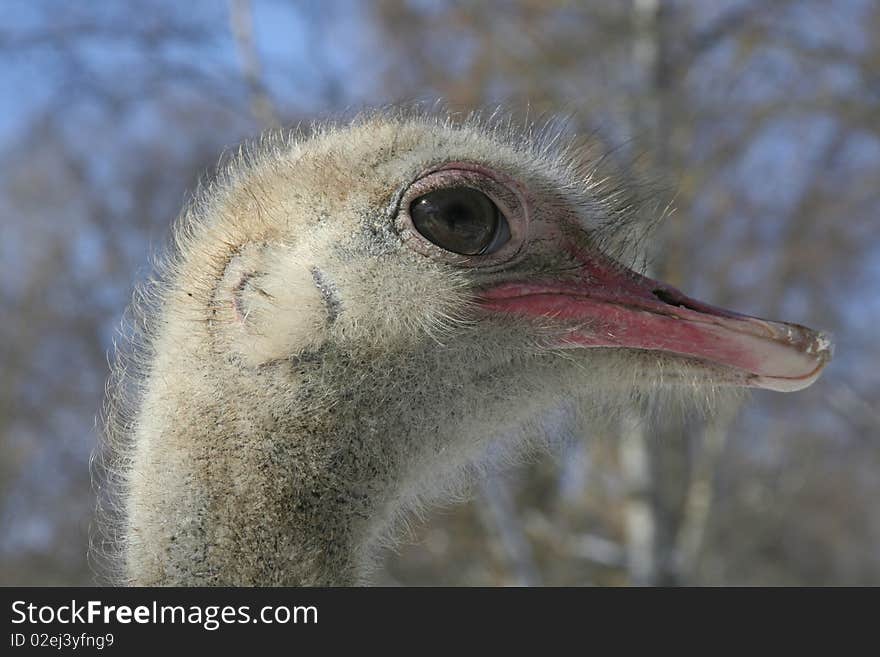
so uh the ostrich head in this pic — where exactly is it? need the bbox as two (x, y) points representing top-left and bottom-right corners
(102, 112), (832, 586)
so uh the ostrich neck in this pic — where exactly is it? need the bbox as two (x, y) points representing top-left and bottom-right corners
(126, 339), (556, 586)
(126, 360), (404, 586)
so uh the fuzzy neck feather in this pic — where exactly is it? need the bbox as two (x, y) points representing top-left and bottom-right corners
(122, 333), (588, 585)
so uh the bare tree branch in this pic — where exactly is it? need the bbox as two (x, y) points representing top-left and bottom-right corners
(228, 0), (279, 128)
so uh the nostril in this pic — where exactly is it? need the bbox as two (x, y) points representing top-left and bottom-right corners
(652, 288), (698, 311)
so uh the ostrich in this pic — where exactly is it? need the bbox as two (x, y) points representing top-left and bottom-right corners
(97, 111), (832, 586)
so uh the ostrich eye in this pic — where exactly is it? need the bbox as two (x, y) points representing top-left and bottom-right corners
(409, 187), (510, 256)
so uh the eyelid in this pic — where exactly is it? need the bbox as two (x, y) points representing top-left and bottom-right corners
(396, 164), (529, 268)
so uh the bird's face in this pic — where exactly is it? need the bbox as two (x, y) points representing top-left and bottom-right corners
(220, 118), (831, 399)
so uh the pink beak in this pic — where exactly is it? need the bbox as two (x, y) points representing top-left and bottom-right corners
(478, 247), (832, 392)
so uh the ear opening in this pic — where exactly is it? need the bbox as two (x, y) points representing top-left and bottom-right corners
(216, 243), (330, 366)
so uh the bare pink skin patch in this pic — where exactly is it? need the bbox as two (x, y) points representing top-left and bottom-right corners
(478, 245), (832, 392)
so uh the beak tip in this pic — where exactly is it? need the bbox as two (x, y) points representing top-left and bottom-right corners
(813, 330), (835, 359)
(750, 332), (833, 393)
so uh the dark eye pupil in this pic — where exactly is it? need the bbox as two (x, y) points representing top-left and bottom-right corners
(409, 187), (509, 255)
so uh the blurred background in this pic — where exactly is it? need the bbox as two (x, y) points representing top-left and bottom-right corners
(1, 0), (878, 586)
